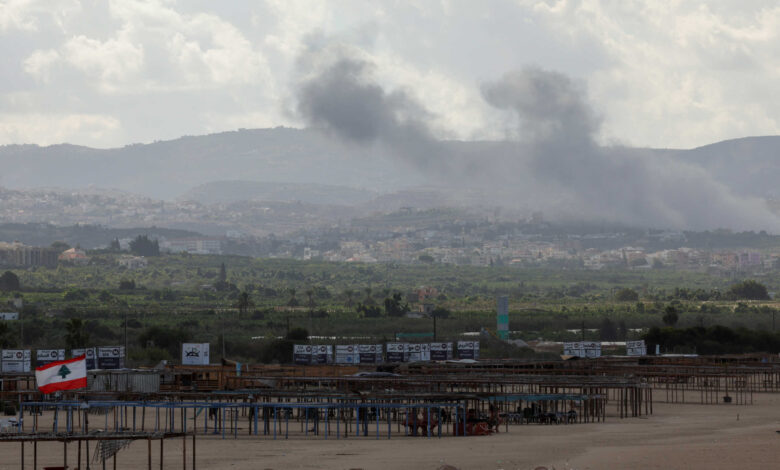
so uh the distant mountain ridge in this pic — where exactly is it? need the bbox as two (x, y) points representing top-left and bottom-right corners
(1, 128), (778, 201)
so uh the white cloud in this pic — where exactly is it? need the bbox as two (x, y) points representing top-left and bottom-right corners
(23, 0), (273, 94)
(23, 49), (61, 82)
(0, 0), (80, 32)
(2, 0), (779, 148)
(62, 35), (144, 91)
(0, 113), (120, 146)
(528, 0), (780, 147)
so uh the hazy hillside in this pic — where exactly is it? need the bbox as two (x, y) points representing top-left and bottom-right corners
(0, 128), (419, 199)
(181, 180), (377, 205)
(1, 128), (777, 202)
(679, 136), (780, 198)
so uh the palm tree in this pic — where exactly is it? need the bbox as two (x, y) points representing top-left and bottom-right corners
(287, 288), (299, 307)
(363, 287), (375, 306)
(305, 289), (315, 311)
(343, 289), (355, 308)
(236, 291), (254, 318)
(65, 318), (90, 349)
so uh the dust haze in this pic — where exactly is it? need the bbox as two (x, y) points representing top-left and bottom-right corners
(295, 50), (780, 232)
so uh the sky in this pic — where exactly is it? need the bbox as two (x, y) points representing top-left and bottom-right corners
(1, 0), (779, 149)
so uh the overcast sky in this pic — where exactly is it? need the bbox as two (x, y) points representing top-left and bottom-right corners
(1, 0), (779, 149)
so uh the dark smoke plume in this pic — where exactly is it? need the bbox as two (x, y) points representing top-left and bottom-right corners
(296, 56), (447, 173)
(295, 52), (780, 231)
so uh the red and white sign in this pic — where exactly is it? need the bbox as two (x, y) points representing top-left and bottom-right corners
(35, 354), (87, 394)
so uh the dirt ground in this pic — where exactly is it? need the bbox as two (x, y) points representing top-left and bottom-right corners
(2, 392), (779, 470)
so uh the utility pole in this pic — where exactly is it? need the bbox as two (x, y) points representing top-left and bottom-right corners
(433, 314), (437, 341)
(124, 308), (128, 362)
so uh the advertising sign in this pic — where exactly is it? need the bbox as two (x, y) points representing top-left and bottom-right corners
(96, 346), (125, 369)
(405, 343), (423, 362)
(335, 344), (359, 364)
(1, 349), (31, 373)
(583, 341), (602, 359)
(293, 344), (312, 365)
(182, 343), (210, 365)
(386, 343), (405, 363)
(626, 340), (647, 356)
(457, 341), (480, 360)
(71, 348), (96, 369)
(420, 343), (431, 361)
(36, 349), (65, 367)
(429, 342), (453, 361)
(312, 345), (332, 364)
(358, 344), (382, 364)
(563, 342), (585, 357)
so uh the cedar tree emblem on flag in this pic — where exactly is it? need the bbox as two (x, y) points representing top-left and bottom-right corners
(35, 354), (87, 394)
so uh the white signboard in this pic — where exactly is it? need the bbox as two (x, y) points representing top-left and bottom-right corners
(36, 349), (65, 366)
(96, 346), (125, 369)
(583, 342), (602, 359)
(457, 341), (479, 359)
(0, 312), (19, 321)
(386, 343), (405, 362)
(626, 340), (647, 356)
(72, 348), (97, 369)
(335, 344), (359, 364)
(405, 343), (423, 362)
(358, 344), (382, 364)
(182, 343), (210, 365)
(430, 342), (453, 361)
(1, 349), (31, 373)
(293, 344), (312, 365)
(420, 343), (431, 361)
(563, 342), (585, 357)
(312, 345), (332, 364)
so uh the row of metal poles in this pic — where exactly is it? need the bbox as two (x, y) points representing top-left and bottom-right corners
(19, 400), (470, 440)
(12, 433), (187, 470)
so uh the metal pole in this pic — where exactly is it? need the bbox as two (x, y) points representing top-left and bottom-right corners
(183, 432), (186, 470)
(192, 432), (196, 470)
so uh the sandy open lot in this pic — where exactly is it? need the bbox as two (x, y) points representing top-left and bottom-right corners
(2, 392), (779, 470)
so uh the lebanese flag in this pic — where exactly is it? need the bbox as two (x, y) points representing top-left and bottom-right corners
(35, 354), (87, 394)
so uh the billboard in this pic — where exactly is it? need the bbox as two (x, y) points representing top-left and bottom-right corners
(358, 344), (382, 364)
(405, 343), (423, 362)
(293, 345), (312, 365)
(0, 312), (19, 321)
(334, 344), (359, 364)
(430, 342), (453, 361)
(312, 345), (332, 364)
(96, 346), (125, 369)
(71, 348), (96, 369)
(563, 342), (585, 357)
(563, 342), (601, 358)
(36, 349), (65, 367)
(583, 342), (602, 359)
(1, 349), (31, 373)
(182, 343), (210, 365)
(626, 340), (647, 356)
(457, 341), (479, 360)
(386, 343), (405, 362)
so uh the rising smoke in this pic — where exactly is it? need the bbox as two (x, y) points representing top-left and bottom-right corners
(295, 51), (780, 231)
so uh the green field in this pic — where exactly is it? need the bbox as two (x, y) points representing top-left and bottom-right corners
(1, 253), (779, 363)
